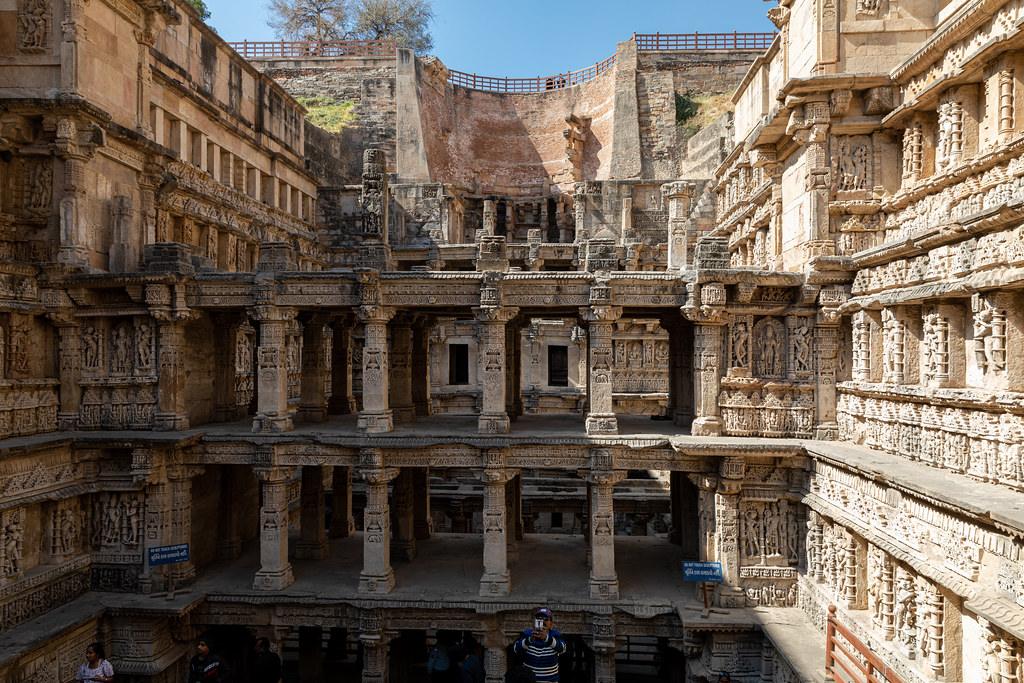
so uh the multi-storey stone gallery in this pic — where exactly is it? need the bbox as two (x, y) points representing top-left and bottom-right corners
(0, 0), (1023, 681)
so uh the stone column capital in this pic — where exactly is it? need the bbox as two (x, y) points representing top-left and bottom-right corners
(579, 305), (622, 324)
(478, 468), (517, 485)
(584, 470), (627, 487)
(249, 305), (296, 324)
(473, 306), (519, 324)
(358, 305), (394, 324)
(359, 467), (399, 485)
(253, 466), (295, 484)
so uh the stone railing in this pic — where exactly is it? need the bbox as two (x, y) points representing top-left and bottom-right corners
(78, 380), (158, 430)
(0, 556), (90, 633)
(837, 383), (1024, 491)
(720, 379), (815, 437)
(0, 380), (59, 439)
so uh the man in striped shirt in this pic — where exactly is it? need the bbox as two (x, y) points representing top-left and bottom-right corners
(512, 608), (567, 682)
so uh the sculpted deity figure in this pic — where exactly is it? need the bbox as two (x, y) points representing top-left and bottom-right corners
(894, 576), (916, 634)
(111, 326), (130, 374)
(793, 319), (812, 372)
(733, 322), (750, 368)
(59, 508), (77, 554)
(759, 325), (782, 377)
(136, 323), (152, 369)
(743, 506), (761, 557)
(18, 0), (48, 50)
(4, 521), (22, 575)
(973, 296), (1006, 375)
(124, 497), (140, 545)
(102, 495), (122, 546)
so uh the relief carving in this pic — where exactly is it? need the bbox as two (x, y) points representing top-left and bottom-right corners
(18, 0), (50, 53)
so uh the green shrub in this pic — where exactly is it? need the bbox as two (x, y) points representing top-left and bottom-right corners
(296, 97), (357, 133)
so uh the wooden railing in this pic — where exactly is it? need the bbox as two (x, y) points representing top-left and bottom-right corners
(227, 39), (397, 59)
(633, 31), (777, 51)
(448, 54), (616, 93)
(825, 605), (903, 683)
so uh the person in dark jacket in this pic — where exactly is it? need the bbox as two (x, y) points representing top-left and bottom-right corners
(251, 637), (281, 683)
(188, 637), (229, 683)
(449, 644), (485, 683)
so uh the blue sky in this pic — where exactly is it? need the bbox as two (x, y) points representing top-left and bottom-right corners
(206, 0), (774, 77)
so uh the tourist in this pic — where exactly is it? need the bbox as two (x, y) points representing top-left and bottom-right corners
(511, 608), (567, 682)
(718, 673), (731, 683)
(426, 631), (453, 683)
(449, 644), (485, 683)
(250, 637), (281, 683)
(77, 642), (114, 683)
(188, 637), (230, 682)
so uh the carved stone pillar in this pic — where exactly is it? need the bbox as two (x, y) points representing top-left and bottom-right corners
(253, 465), (294, 590)
(139, 476), (169, 594)
(480, 458), (514, 597)
(591, 615), (619, 683)
(329, 466), (356, 538)
(715, 457), (744, 607)
(53, 317), (81, 429)
(853, 311), (872, 382)
(926, 585), (944, 678)
(474, 306), (518, 434)
(298, 317), (328, 422)
(505, 475), (519, 563)
(55, 120), (91, 266)
(389, 322), (414, 422)
(329, 317), (357, 414)
(692, 321), (725, 436)
(251, 305), (295, 432)
(587, 452), (627, 599)
(484, 634), (508, 683)
(582, 305), (622, 435)
(815, 322), (840, 439)
(390, 468), (416, 561)
(214, 314), (244, 422)
(483, 199), (497, 235)
(359, 450), (398, 594)
(150, 284), (194, 431)
(413, 468), (433, 540)
(357, 306), (394, 433)
(217, 465), (242, 560)
(167, 465), (202, 585)
(296, 466), (328, 560)
(359, 610), (389, 683)
(663, 182), (695, 270)
(411, 320), (432, 417)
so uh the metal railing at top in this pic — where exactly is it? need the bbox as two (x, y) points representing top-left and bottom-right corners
(227, 32), (776, 93)
(448, 53), (616, 93)
(825, 606), (903, 683)
(633, 31), (777, 51)
(227, 39), (397, 59)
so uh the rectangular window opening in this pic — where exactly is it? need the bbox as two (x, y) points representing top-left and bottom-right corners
(449, 344), (469, 385)
(548, 345), (569, 387)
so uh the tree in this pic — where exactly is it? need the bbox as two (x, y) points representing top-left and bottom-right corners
(187, 0), (211, 20)
(266, 0), (350, 42)
(351, 0), (434, 52)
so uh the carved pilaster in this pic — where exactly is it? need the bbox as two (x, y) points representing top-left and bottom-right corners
(581, 305), (622, 435)
(359, 451), (398, 594)
(328, 317), (357, 414)
(167, 464), (204, 586)
(479, 458), (515, 597)
(692, 321), (725, 436)
(298, 316), (328, 422)
(152, 292), (196, 430)
(249, 305), (295, 432)
(329, 466), (356, 538)
(389, 322), (414, 422)
(213, 313), (245, 422)
(51, 314), (80, 429)
(390, 468), (416, 561)
(715, 457), (744, 607)
(474, 306), (518, 434)
(296, 466), (328, 560)
(587, 466), (627, 599)
(253, 465), (295, 590)
(359, 610), (390, 683)
(663, 182), (695, 270)
(357, 306), (394, 433)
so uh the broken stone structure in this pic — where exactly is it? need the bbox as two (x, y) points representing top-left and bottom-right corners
(0, 0), (1021, 681)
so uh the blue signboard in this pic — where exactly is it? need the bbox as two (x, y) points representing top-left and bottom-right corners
(148, 543), (190, 566)
(682, 561), (723, 583)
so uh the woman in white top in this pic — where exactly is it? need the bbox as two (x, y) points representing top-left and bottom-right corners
(77, 642), (114, 683)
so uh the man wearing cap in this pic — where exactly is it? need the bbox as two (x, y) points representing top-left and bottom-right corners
(512, 608), (567, 682)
